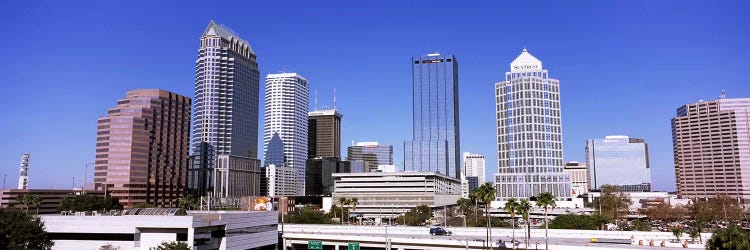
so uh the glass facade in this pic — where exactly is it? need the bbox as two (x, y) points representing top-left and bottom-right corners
(586, 135), (651, 192)
(346, 142), (393, 173)
(189, 21), (260, 197)
(404, 54), (461, 178)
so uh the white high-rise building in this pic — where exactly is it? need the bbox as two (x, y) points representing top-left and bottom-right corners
(263, 73), (309, 195)
(463, 152), (486, 184)
(494, 48), (571, 201)
(264, 164), (298, 197)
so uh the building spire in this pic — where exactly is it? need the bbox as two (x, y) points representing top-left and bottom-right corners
(720, 89), (727, 99)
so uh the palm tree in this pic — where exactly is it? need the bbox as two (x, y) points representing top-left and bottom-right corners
(457, 198), (472, 227)
(349, 198), (359, 224)
(504, 198), (519, 249)
(671, 227), (684, 243)
(30, 195), (42, 214)
(476, 183), (496, 250)
(688, 230), (700, 243)
(536, 192), (556, 250)
(469, 191), (480, 226)
(517, 199), (532, 249)
(337, 197), (348, 225)
(17, 194), (39, 214)
(706, 224), (750, 250)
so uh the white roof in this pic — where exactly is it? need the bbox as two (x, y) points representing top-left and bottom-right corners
(510, 48), (542, 72)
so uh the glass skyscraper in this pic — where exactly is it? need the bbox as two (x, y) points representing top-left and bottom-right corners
(586, 135), (652, 192)
(404, 53), (461, 178)
(189, 21), (261, 197)
(494, 49), (570, 200)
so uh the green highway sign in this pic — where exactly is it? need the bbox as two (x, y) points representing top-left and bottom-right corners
(308, 240), (323, 250)
(348, 242), (360, 250)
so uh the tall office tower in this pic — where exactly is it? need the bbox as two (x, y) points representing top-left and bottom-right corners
(672, 97), (750, 206)
(463, 152), (486, 183)
(494, 48), (570, 201)
(404, 53), (461, 178)
(586, 135), (652, 192)
(17, 153), (29, 190)
(347, 142), (394, 173)
(263, 73), (309, 195)
(94, 89), (191, 208)
(308, 109), (343, 159)
(564, 161), (589, 195)
(188, 21), (261, 197)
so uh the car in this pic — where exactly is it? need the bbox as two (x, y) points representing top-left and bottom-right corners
(429, 227), (452, 236)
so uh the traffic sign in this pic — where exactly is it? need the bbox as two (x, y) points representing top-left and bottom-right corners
(348, 242), (360, 250)
(308, 240), (323, 250)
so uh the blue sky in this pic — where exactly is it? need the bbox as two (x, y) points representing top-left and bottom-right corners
(0, 1), (747, 191)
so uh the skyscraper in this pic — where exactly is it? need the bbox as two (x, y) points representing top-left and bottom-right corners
(308, 109), (343, 159)
(95, 89), (191, 208)
(463, 152), (486, 184)
(263, 73), (309, 195)
(494, 48), (570, 200)
(347, 142), (393, 173)
(188, 21), (261, 197)
(404, 53), (461, 178)
(586, 135), (652, 192)
(672, 97), (750, 206)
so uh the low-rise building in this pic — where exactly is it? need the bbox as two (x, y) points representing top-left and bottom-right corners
(0, 189), (106, 214)
(41, 208), (277, 250)
(305, 157), (351, 196)
(332, 172), (461, 219)
(564, 161), (589, 195)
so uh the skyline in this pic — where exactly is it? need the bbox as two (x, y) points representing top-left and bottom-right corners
(1, 1), (749, 191)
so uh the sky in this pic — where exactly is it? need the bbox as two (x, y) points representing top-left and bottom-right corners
(0, 1), (748, 191)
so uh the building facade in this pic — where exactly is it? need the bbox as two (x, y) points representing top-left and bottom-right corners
(463, 152), (486, 184)
(346, 142), (393, 173)
(586, 135), (652, 192)
(42, 209), (277, 250)
(332, 172), (461, 219)
(305, 158), (351, 196)
(263, 73), (309, 195)
(672, 97), (750, 206)
(494, 49), (570, 201)
(95, 89), (191, 207)
(262, 164), (298, 197)
(189, 21), (261, 197)
(404, 53), (461, 178)
(563, 161), (589, 195)
(308, 109), (342, 159)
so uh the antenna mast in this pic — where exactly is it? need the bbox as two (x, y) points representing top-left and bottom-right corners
(314, 90), (318, 111)
(720, 89), (726, 99)
(333, 88), (337, 110)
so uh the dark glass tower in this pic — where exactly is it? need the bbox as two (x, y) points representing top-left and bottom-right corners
(404, 53), (461, 178)
(188, 21), (260, 197)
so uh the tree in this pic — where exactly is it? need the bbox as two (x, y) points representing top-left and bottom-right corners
(503, 197), (519, 249)
(349, 198), (359, 223)
(536, 192), (556, 250)
(457, 198), (472, 227)
(395, 205), (432, 226)
(337, 197), (348, 225)
(706, 224), (750, 250)
(473, 183), (495, 250)
(178, 195), (199, 210)
(596, 185), (631, 223)
(17, 194), (40, 214)
(150, 241), (189, 250)
(58, 194), (122, 212)
(283, 206), (335, 224)
(517, 199), (532, 249)
(0, 208), (54, 250)
(133, 203), (154, 208)
(691, 195), (744, 223)
(548, 214), (606, 230)
(671, 227), (684, 242)
(645, 200), (689, 222)
(687, 230), (700, 243)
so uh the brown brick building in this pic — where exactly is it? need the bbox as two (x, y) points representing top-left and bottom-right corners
(94, 89), (191, 208)
(307, 109), (342, 159)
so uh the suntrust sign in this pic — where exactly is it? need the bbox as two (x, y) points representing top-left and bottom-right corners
(512, 64), (540, 70)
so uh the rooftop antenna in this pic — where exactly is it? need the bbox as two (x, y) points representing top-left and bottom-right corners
(333, 88), (337, 110)
(720, 89), (726, 99)
(314, 90), (318, 111)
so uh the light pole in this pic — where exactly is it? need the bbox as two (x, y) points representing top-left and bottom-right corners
(71, 176), (75, 189)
